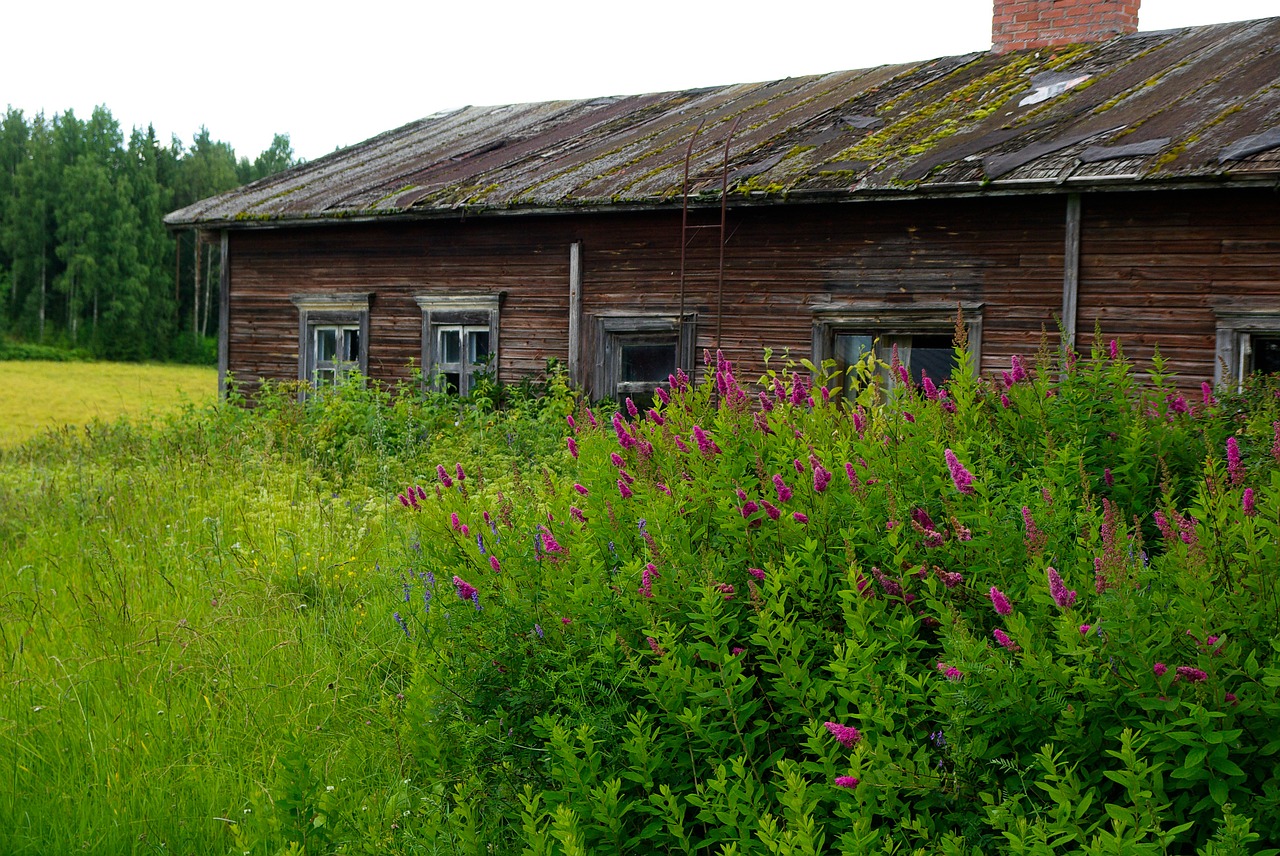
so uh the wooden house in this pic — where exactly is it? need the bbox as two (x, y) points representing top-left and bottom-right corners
(166, 0), (1280, 401)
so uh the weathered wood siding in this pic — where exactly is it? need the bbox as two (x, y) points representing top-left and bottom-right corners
(1076, 189), (1280, 378)
(223, 188), (1279, 395)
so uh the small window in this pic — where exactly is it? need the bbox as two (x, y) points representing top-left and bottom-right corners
(1214, 311), (1280, 388)
(595, 314), (696, 406)
(290, 293), (371, 390)
(814, 303), (982, 396)
(416, 295), (500, 395)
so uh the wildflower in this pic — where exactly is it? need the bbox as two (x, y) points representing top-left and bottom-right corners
(820, 386), (831, 404)
(567, 414), (577, 432)
(476, 534), (486, 554)
(950, 517), (972, 541)
(871, 567), (903, 598)
(648, 409), (665, 425)
(833, 776), (859, 789)
(1202, 382), (1216, 407)
(824, 721), (863, 748)
(934, 567), (963, 588)
(762, 500), (781, 521)
(656, 386), (670, 406)
(573, 483), (588, 495)
(903, 412), (916, 423)
(647, 637), (664, 656)
(1079, 624), (1091, 636)
(844, 462), (860, 489)
(611, 412), (637, 449)
(453, 575), (477, 602)
(732, 646), (746, 656)
(1154, 662), (1168, 677)
(540, 530), (565, 554)
(561, 617), (572, 625)
(1000, 393), (1011, 409)
(792, 512), (809, 524)
(1108, 339), (1119, 360)
(716, 582), (735, 600)
(1175, 666), (1208, 683)
(1047, 567), (1077, 609)
(1243, 488), (1256, 517)
(1273, 421), (1280, 464)
(1227, 437), (1245, 486)
(609, 452), (625, 468)
(747, 567), (765, 581)
(587, 410), (598, 428)
(394, 612), (410, 638)
(534, 623), (544, 639)
(921, 374), (939, 400)
(772, 474), (793, 502)
(455, 463), (466, 481)
(1011, 355), (1029, 383)
(397, 493), (411, 508)
(1153, 510), (1175, 540)
(674, 436), (689, 453)
(437, 464), (454, 488)
(450, 512), (463, 531)
(617, 480), (633, 499)
(813, 464), (832, 493)
(489, 556), (501, 572)
(793, 458), (806, 475)
(790, 373), (807, 406)
(570, 506), (587, 523)
(937, 662), (963, 681)
(626, 397), (639, 418)
(993, 628), (1020, 651)
(895, 364), (910, 386)
(1168, 393), (1189, 415)
(1178, 513), (1198, 546)
(1225, 692), (1238, 703)
(944, 449), (975, 495)
(989, 586), (1012, 616)
(567, 437), (579, 458)
(1021, 506), (1047, 553)
(758, 391), (774, 411)
(692, 425), (720, 456)
(638, 563), (657, 599)
(1104, 467), (1114, 487)
(740, 500), (759, 518)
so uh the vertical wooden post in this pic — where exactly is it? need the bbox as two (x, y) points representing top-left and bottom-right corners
(192, 231), (202, 344)
(1062, 193), (1081, 351)
(218, 232), (230, 399)
(568, 241), (582, 387)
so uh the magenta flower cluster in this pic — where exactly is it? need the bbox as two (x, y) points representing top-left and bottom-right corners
(945, 449), (975, 495)
(1047, 567), (1077, 609)
(824, 721), (863, 748)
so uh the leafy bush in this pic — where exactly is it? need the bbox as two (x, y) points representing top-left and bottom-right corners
(0, 336), (92, 361)
(386, 338), (1280, 854)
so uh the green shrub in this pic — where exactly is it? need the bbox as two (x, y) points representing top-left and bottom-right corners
(387, 338), (1280, 853)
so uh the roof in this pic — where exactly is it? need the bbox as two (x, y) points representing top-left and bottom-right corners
(167, 16), (1280, 228)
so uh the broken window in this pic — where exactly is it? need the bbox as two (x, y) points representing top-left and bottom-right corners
(290, 293), (371, 391)
(415, 294), (501, 396)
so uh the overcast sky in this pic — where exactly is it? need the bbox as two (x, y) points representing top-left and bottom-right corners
(4, 1), (1277, 162)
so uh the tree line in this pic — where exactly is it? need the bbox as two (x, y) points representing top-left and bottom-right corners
(0, 106), (296, 361)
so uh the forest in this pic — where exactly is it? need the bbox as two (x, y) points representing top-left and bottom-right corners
(0, 105), (296, 362)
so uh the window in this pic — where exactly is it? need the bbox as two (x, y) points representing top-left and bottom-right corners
(595, 314), (697, 407)
(290, 293), (371, 388)
(416, 294), (500, 395)
(813, 303), (982, 395)
(1215, 310), (1280, 387)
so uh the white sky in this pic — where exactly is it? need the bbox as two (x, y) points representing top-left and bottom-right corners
(3, 1), (1277, 163)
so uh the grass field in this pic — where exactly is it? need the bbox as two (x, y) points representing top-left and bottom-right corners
(0, 361), (217, 446)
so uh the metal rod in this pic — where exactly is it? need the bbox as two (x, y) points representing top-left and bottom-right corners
(678, 119), (705, 368)
(716, 117), (740, 352)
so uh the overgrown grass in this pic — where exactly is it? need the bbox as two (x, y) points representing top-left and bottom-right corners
(0, 360), (216, 446)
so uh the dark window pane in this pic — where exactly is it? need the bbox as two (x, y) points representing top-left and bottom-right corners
(1253, 336), (1280, 374)
(442, 372), (460, 394)
(317, 328), (338, 362)
(621, 342), (676, 383)
(440, 330), (461, 364)
(343, 329), (360, 361)
(469, 330), (490, 363)
(907, 335), (954, 384)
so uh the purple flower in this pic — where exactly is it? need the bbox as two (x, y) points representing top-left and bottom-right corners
(570, 506), (587, 523)
(824, 721), (863, 748)
(1176, 666), (1208, 683)
(567, 437), (579, 458)
(656, 386), (670, 406)
(1047, 567), (1077, 609)
(394, 612), (410, 637)
(989, 587), (1012, 616)
(934, 567), (963, 588)
(747, 567), (765, 581)
(792, 512), (809, 524)
(937, 662), (963, 681)
(1153, 510), (1174, 540)
(573, 483), (588, 496)
(731, 646), (746, 656)
(566, 414), (577, 432)
(716, 582), (735, 600)
(1011, 355), (1028, 384)
(489, 555), (501, 572)
(1079, 624), (1091, 636)
(450, 512), (463, 531)
(1227, 437), (1245, 486)
(761, 500), (780, 521)
(533, 623), (544, 639)
(436, 464), (454, 488)
(1000, 393), (1011, 409)
(1243, 488), (1256, 517)
(1108, 339), (1119, 360)
(845, 462), (860, 489)
(772, 474), (793, 503)
(993, 628), (1019, 651)
(612, 412), (637, 449)
(453, 575), (477, 602)
(944, 449), (975, 495)
(610, 452), (625, 468)
(648, 409), (664, 425)
(455, 463), (466, 481)
(692, 425), (719, 456)
(871, 567), (902, 598)
(626, 397), (639, 418)
(647, 637), (664, 656)
(1154, 662), (1168, 677)
(617, 480), (633, 499)
(813, 464), (832, 493)
(741, 500), (759, 518)
(1202, 382), (1216, 407)
(833, 776), (859, 789)
(1104, 467), (1114, 487)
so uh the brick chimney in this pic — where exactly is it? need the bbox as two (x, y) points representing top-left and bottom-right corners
(992, 0), (1139, 53)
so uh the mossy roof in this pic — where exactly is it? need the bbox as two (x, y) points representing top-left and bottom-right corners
(167, 16), (1280, 228)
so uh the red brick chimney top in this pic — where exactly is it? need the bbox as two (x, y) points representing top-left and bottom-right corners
(992, 0), (1140, 53)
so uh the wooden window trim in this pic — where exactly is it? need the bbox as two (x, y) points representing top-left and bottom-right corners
(415, 294), (501, 393)
(593, 313), (697, 402)
(1214, 309), (1280, 388)
(291, 293), (371, 388)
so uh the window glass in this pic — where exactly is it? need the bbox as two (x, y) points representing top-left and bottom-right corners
(468, 330), (490, 364)
(834, 332), (955, 391)
(343, 329), (360, 362)
(317, 328), (338, 362)
(440, 329), (461, 364)
(1252, 335), (1280, 375)
(621, 342), (676, 383)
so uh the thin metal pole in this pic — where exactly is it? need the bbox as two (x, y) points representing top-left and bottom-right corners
(716, 117), (740, 351)
(678, 120), (705, 366)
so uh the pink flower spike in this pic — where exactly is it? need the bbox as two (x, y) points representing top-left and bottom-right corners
(1154, 662), (1168, 677)
(993, 628), (1020, 652)
(761, 500), (781, 521)
(1047, 567), (1077, 609)
(944, 449), (975, 495)
(566, 414), (577, 433)
(823, 721), (863, 748)
(1108, 339), (1119, 360)
(617, 480), (633, 499)
(747, 567), (765, 581)
(489, 556), (501, 572)
(573, 483), (588, 495)
(436, 464), (454, 488)
(1243, 488), (1256, 517)
(1175, 666), (1208, 683)
(1079, 624), (1091, 636)
(792, 512), (809, 524)
(1227, 437), (1245, 486)
(833, 776), (859, 789)
(1202, 382), (1216, 407)
(772, 474), (793, 503)
(567, 437), (579, 458)
(626, 397), (639, 418)
(989, 586), (1012, 616)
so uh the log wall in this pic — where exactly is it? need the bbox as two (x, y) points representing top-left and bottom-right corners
(223, 187), (1280, 395)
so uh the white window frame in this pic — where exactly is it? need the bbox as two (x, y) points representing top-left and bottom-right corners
(290, 293), (371, 389)
(415, 294), (500, 395)
(812, 302), (983, 389)
(1215, 309), (1280, 388)
(594, 313), (697, 404)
